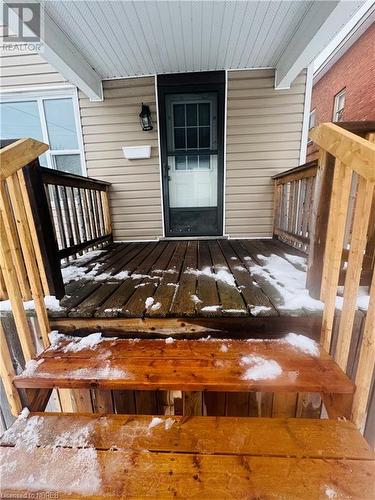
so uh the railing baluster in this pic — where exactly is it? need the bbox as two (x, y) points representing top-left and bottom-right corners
(352, 270), (375, 429)
(85, 188), (95, 240)
(335, 177), (374, 370)
(90, 189), (99, 238)
(6, 173), (50, 347)
(62, 186), (75, 249)
(0, 182), (31, 300)
(68, 186), (80, 252)
(96, 189), (105, 236)
(81, 188), (92, 241)
(54, 185), (68, 250)
(320, 160), (352, 351)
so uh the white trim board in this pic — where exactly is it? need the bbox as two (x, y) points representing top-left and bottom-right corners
(299, 64), (314, 165)
(154, 74), (166, 238)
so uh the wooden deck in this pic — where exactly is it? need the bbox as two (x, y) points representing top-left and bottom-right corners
(53, 239), (321, 326)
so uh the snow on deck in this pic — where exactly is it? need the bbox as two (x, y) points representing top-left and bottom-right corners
(2, 240), (369, 319)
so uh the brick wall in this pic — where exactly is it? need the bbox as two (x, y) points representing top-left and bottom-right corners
(307, 22), (375, 159)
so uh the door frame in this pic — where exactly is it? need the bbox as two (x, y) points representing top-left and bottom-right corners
(157, 71), (225, 237)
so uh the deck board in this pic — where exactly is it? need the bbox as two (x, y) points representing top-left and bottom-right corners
(1, 413), (373, 499)
(51, 239), (319, 320)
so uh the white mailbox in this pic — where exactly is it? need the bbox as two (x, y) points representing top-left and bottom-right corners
(122, 145), (151, 160)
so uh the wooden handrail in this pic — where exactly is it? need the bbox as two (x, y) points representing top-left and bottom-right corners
(309, 123), (375, 181)
(308, 123), (375, 432)
(0, 138), (48, 180)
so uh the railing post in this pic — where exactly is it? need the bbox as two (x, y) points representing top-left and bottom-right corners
(22, 161), (65, 299)
(306, 150), (335, 299)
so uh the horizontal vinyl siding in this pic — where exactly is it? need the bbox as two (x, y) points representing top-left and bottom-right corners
(225, 69), (306, 238)
(79, 77), (163, 241)
(0, 51), (68, 89)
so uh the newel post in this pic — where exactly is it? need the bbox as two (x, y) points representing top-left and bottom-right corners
(306, 150), (335, 299)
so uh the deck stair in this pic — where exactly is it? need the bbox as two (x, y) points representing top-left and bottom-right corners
(14, 336), (354, 417)
(1, 412), (374, 498)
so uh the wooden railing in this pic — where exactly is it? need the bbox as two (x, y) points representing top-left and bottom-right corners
(0, 138), (52, 415)
(23, 164), (112, 297)
(309, 123), (375, 431)
(0, 138), (108, 415)
(272, 160), (318, 252)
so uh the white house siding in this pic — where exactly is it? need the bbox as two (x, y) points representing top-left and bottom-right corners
(0, 51), (68, 89)
(225, 69), (306, 238)
(79, 78), (163, 241)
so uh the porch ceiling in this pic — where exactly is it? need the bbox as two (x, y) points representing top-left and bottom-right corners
(42, 0), (312, 78)
(5, 1), (364, 100)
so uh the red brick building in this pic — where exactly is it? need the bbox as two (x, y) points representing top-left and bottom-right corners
(307, 21), (375, 160)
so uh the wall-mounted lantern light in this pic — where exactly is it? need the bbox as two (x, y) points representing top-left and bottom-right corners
(139, 103), (153, 131)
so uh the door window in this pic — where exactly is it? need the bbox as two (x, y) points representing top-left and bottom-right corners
(166, 93), (218, 210)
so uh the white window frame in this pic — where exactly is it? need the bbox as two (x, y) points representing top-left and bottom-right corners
(1, 87), (87, 175)
(307, 108), (316, 145)
(333, 89), (346, 122)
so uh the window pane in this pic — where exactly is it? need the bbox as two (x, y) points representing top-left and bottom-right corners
(187, 128), (198, 149)
(187, 156), (198, 170)
(44, 98), (78, 150)
(199, 155), (210, 169)
(199, 103), (210, 126)
(199, 127), (210, 148)
(174, 128), (185, 149)
(1, 101), (43, 142)
(54, 154), (82, 175)
(175, 156), (186, 170)
(173, 104), (185, 127)
(186, 104), (197, 126)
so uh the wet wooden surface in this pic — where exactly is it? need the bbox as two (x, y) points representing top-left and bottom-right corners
(51, 239), (318, 319)
(1, 413), (373, 499)
(14, 338), (354, 395)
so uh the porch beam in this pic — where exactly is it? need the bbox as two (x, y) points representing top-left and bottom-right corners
(5, 1), (103, 101)
(275, 1), (361, 89)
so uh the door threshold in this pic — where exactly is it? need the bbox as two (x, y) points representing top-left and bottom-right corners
(161, 235), (228, 241)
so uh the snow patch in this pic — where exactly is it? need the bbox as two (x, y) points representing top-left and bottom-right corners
(284, 333), (319, 356)
(164, 418), (175, 430)
(145, 297), (154, 308)
(61, 266), (88, 283)
(19, 407), (30, 419)
(112, 270), (130, 280)
(150, 302), (161, 311)
(148, 417), (163, 430)
(1, 296), (64, 313)
(48, 331), (115, 353)
(241, 355), (282, 381)
(283, 253), (307, 271)
(324, 486), (338, 498)
(59, 362), (131, 380)
(201, 305), (221, 312)
(185, 266), (236, 287)
(249, 254), (323, 313)
(191, 294), (202, 304)
(20, 359), (45, 377)
(220, 344), (228, 353)
(165, 337), (174, 344)
(250, 305), (272, 316)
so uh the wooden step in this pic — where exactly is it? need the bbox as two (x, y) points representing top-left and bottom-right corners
(14, 336), (354, 397)
(1, 412), (373, 498)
